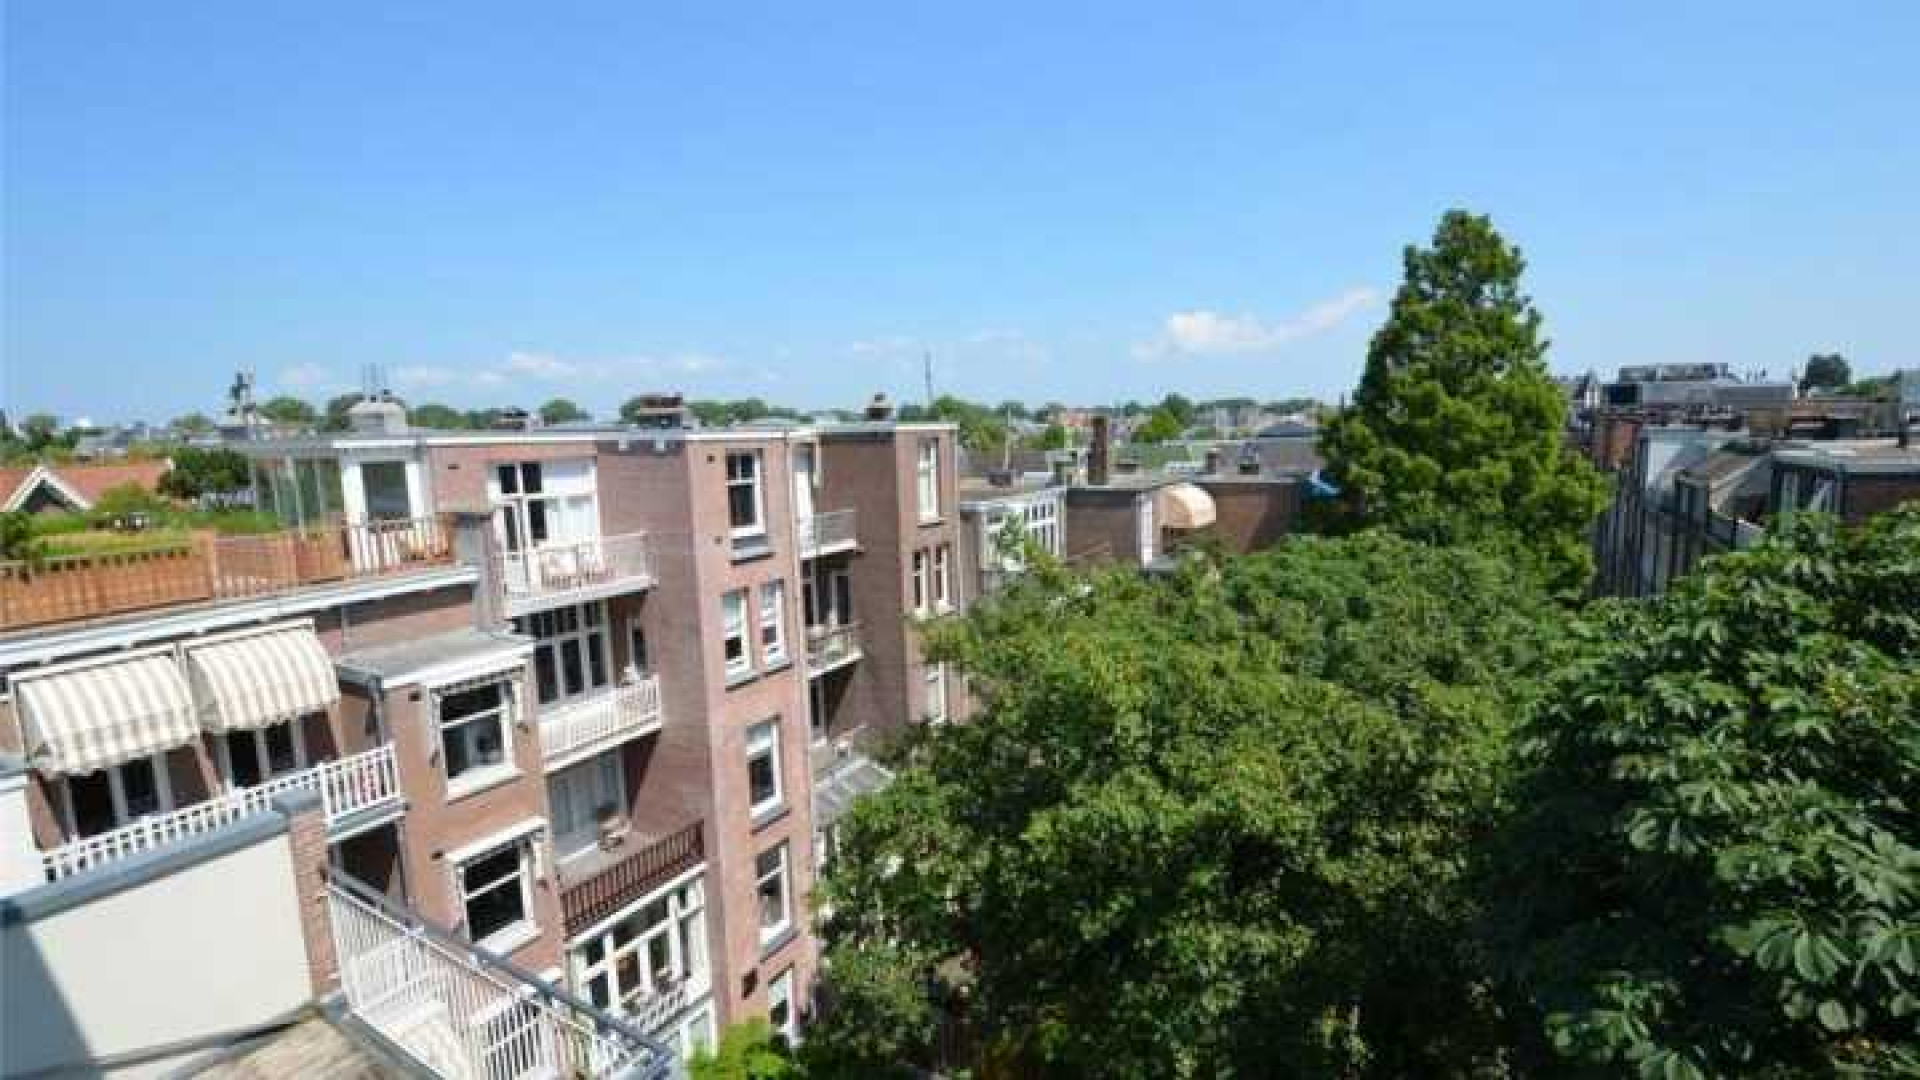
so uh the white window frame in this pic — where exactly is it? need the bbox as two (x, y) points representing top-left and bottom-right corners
(925, 663), (948, 724)
(438, 678), (517, 795)
(514, 603), (613, 710)
(933, 544), (952, 612)
(573, 874), (709, 1017)
(746, 718), (784, 819)
(456, 834), (538, 952)
(755, 842), (793, 946)
(916, 439), (940, 521)
(768, 966), (798, 1045)
(921, 545), (936, 614)
(722, 589), (751, 679)
(726, 451), (765, 539)
(58, 752), (176, 838)
(549, 753), (626, 863)
(759, 580), (788, 666)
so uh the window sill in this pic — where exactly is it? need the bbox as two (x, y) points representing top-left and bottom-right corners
(759, 925), (798, 960)
(475, 920), (541, 958)
(730, 536), (774, 563)
(750, 803), (790, 834)
(445, 764), (521, 804)
(759, 657), (793, 678)
(916, 516), (945, 528)
(724, 668), (758, 691)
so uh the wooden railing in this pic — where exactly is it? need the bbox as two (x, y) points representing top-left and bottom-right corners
(327, 873), (673, 1080)
(560, 822), (705, 937)
(539, 674), (664, 768)
(41, 744), (402, 880)
(0, 516), (453, 630)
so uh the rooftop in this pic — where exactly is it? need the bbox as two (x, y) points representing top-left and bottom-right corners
(335, 626), (531, 686)
(194, 1015), (409, 1080)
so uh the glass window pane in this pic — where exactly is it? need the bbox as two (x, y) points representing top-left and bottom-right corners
(521, 463), (543, 494)
(561, 638), (584, 695)
(121, 758), (162, 817)
(68, 772), (117, 836)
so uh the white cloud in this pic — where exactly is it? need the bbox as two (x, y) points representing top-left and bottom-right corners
(1137, 287), (1381, 360)
(503, 351), (582, 378)
(393, 365), (460, 388)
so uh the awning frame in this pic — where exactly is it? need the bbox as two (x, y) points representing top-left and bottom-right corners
(11, 643), (200, 778)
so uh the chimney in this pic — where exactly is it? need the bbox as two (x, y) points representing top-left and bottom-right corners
(490, 407), (536, 431)
(1204, 447), (1224, 475)
(1089, 415), (1110, 486)
(347, 392), (409, 435)
(864, 393), (894, 421)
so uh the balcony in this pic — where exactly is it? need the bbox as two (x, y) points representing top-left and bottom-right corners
(559, 821), (705, 938)
(798, 508), (858, 558)
(539, 674), (665, 771)
(494, 532), (654, 618)
(326, 873), (674, 1080)
(806, 621), (863, 677)
(0, 516), (454, 631)
(39, 744), (403, 881)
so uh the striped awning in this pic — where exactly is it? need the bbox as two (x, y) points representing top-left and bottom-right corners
(1160, 483), (1217, 531)
(186, 627), (340, 733)
(15, 654), (200, 777)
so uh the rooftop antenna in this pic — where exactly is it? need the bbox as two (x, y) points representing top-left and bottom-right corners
(1001, 402), (1014, 471)
(923, 350), (935, 410)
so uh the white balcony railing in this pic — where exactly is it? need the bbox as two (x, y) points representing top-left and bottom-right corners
(798, 509), (858, 557)
(327, 874), (672, 1080)
(496, 532), (654, 614)
(539, 674), (664, 768)
(806, 621), (863, 676)
(40, 744), (403, 881)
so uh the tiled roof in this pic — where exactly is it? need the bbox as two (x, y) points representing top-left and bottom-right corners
(55, 461), (172, 503)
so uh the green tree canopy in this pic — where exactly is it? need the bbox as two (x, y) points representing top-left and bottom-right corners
(539, 398), (590, 424)
(411, 403), (469, 429)
(1158, 392), (1196, 426)
(1319, 209), (1605, 592)
(259, 396), (317, 424)
(157, 447), (251, 500)
(1131, 408), (1184, 444)
(321, 394), (360, 432)
(821, 534), (1561, 1077)
(169, 412), (215, 434)
(1800, 352), (1851, 393)
(1486, 507), (1920, 1079)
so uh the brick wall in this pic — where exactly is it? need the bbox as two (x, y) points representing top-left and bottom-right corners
(1196, 479), (1302, 555)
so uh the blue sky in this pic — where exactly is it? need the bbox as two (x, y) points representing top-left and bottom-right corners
(4, 2), (1916, 424)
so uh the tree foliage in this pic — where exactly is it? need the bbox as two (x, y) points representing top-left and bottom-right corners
(798, 941), (937, 1078)
(821, 534), (1561, 1078)
(410, 402), (470, 430)
(689, 1020), (801, 1080)
(1319, 209), (1605, 592)
(259, 396), (317, 424)
(1800, 352), (1851, 393)
(539, 397), (590, 424)
(1487, 507), (1920, 1078)
(157, 447), (251, 500)
(1132, 408), (1184, 444)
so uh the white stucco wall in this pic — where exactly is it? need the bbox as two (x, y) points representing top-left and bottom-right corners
(1, 829), (311, 1079)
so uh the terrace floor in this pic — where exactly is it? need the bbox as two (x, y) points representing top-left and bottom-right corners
(194, 1015), (407, 1080)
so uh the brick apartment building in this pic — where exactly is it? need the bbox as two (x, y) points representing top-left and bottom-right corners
(0, 395), (960, 1078)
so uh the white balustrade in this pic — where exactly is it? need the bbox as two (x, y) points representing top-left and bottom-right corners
(496, 532), (653, 610)
(40, 744), (402, 880)
(327, 877), (668, 1080)
(540, 675), (664, 766)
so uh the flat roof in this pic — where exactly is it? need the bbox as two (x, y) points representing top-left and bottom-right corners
(335, 627), (531, 686)
(234, 418), (958, 455)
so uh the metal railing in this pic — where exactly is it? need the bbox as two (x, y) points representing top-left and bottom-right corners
(539, 674), (664, 767)
(40, 744), (402, 880)
(495, 532), (653, 611)
(0, 515), (454, 630)
(805, 621), (863, 675)
(560, 821), (705, 937)
(326, 872), (673, 1080)
(797, 509), (857, 556)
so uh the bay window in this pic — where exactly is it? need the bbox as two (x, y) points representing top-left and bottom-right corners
(459, 836), (536, 948)
(439, 679), (512, 787)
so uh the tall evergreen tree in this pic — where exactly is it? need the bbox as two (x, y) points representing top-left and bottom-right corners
(1320, 210), (1605, 591)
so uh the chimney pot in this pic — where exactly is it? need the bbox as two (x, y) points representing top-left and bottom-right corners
(1089, 415), (1111, 486)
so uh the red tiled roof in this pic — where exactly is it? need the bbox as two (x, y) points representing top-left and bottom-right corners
(55, 461), (172, 504)
(0, 467), (35, 506)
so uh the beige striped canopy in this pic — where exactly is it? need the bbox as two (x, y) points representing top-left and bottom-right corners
(15, 654), (199, 777)
(186, 627), (340, 733)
